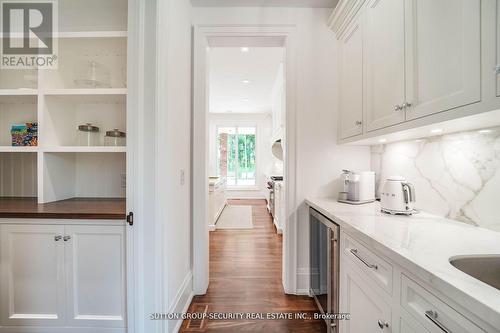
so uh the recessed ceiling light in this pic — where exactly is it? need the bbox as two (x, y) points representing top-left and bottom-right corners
(378, 138), (387, 143)
(241, 47), (250, 53)
(431, 128), (443, 134)
(242, 79), (250, 84)
(478, 129), (492, 134)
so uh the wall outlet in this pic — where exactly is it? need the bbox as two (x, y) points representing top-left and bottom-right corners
(121, 174), (126, 189)
(180, 169), (185, 186)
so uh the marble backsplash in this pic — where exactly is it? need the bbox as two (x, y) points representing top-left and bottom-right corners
(371, 127), (500, 232)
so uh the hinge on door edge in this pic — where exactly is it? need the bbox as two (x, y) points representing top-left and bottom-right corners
(127, 212), (134, 226)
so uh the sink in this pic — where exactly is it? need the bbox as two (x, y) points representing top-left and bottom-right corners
(450, 256), (500, 291)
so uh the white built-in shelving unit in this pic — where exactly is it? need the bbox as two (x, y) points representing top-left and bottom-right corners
(0, 0), (127, 203)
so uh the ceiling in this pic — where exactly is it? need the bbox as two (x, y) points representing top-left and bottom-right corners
(191, 0), (338, 8)
(209, 47), (284, 114)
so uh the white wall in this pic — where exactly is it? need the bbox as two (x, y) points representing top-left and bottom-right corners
(209, 113), (276, 198)
(157, 0), (193, 332)
(271, 63), (285, 135)
(193, 7), (371, 293)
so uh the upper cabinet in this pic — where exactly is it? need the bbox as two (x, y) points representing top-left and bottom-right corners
(364, 0), (406, 131)
(339, 12), (364, 138)
(330, 0), (499, 143)
(404, 0), (481, 121)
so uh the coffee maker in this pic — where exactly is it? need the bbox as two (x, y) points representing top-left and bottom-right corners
(338, 170), (376, 204)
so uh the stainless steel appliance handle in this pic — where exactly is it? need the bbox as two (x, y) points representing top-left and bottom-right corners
(310, 208), (339, 235)
(349, 248), (378, 270)
(402, 182), (416, 203)
(425, 310), (451, 333)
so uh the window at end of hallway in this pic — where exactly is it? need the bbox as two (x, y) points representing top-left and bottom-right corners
(217, 126), (256, 187)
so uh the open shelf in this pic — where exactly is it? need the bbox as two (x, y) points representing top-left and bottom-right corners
(42, 147), (125, 153)
(0, 69), (37, 90)
(59, 0), (127, 33)
(43, 37), (127, 90)
(0, 152), (37, 198)
(0, 89), (38, 96)
(0, 0), (128, 205)
(43, 94), (125, 147)
(0, 96), (37, 147)
(44, 88), (127, 96)
(58, 31), (127, 39)
(0, 147), (39, 153)
(43, 152), (126, 203)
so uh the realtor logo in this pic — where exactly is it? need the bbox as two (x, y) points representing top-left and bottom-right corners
(0, 0), (58, 69)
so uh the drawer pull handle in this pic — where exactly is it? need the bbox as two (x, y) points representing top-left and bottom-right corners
(54, 235), (62, 241)
(425, 310), (451, 333)
(349, 248), (378, 270)
(377, 320), (389, 329)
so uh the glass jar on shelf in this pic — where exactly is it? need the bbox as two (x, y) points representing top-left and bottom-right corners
(104, 129), (126, 146)
(78, 123), (100, 146)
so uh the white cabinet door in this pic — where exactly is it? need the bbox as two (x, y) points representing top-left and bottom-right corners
(0, 224), (66, 327)
(364, 0), (406, 132)
(341, 263), (392, 333)
(405, 0), (481, 120)
(400, 311), (430, 333)
(339, 15), (364, 139)
(65, 225), (126, 328)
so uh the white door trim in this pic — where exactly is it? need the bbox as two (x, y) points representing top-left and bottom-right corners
(126, 0), (164, 332)
(192, 25), (299, 295)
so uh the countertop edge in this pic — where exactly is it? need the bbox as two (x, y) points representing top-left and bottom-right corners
(305, 198), (500, 330)
(0, 212), (126, 220)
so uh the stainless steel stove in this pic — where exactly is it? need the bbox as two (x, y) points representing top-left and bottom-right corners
(267, 176), (283, 217)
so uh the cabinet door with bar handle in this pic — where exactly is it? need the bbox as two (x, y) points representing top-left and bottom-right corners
(341, 261), (392, 333)
(0, 224), (66, 327)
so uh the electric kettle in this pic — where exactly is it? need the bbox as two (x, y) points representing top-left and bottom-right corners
(380, 176), (416, 215)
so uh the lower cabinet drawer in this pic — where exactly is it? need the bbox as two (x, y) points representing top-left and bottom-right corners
(343, 234), (393, 295)
(401, 274), (485, 333)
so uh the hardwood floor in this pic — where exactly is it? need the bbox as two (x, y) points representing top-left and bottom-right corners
(180, 199), (326, 332)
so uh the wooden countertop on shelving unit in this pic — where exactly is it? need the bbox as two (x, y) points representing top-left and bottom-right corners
(0, 197), (126, 220)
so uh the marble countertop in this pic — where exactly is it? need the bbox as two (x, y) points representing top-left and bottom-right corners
(306, 197), (500, 328)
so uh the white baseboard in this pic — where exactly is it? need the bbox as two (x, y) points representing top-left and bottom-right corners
(295, 289), (311, 296)
(170, 271), (194, 333)
(208, 224), (216, 231)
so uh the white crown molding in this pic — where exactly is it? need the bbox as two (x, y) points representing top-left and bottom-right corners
(328, 0), (365, 39)
(192, 0), (338, 8)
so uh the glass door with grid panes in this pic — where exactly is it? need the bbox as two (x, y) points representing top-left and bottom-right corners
(217, 126), (256, 187)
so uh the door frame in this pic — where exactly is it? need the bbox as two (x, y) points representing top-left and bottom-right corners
(126, 0), (165, 332)
(192, 25), (299, 294)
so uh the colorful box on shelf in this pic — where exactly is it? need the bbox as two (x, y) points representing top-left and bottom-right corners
(11, 123), (38, 146)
